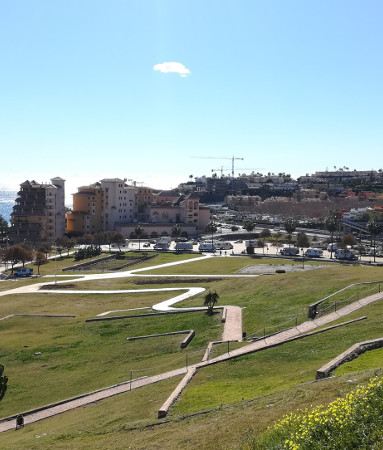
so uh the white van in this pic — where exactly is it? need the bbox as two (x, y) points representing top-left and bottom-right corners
(305, 248), (323, 258)
(280, 246), (299, 256)
(215, 241), (233, 250)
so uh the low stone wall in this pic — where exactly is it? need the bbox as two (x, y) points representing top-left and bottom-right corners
(62, 254), (116, 271)
(158, 367), (197, 418)
(86, 310), (203, 323)
(180, 330), (195, 348)
(132, 277), (222, 285)
(316, 337), (383, 379)
(126, 330), (195, 349)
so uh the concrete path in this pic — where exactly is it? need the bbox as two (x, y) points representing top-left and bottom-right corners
(222, 306), (242, 341)
(201, 291), (383, 366)
(0, 368), (186, 433)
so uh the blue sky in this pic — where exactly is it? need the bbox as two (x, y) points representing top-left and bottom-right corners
(1, 0), (382, 200)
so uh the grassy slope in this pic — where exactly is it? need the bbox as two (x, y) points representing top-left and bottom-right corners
(336, 347), (383, 376)
(0, 291), (221, 416)
(0, 370), (377, 450)
(1, 256), (383, 449)
(174, 299), (383, 415)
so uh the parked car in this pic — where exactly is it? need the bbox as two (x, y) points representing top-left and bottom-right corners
(154, 243), (170, 251)
(14, 268), (33, 278)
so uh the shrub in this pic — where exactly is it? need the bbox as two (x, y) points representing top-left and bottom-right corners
(250, 376), (383, 450)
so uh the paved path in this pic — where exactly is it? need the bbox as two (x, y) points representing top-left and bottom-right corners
(0, 368), (187, 433)
(222, 306), (243, 341)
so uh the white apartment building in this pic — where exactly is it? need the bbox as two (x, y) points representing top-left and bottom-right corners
(100, 178), (136, 230)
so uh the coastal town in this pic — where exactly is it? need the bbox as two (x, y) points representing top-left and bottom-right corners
(2, 1), (383, 448)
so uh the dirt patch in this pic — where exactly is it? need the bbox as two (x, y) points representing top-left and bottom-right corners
(239, 264), (327, 274)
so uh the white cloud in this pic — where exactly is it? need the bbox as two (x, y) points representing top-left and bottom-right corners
(153, 61), (191, 77)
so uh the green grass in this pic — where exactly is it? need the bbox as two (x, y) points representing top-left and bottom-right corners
(0, 370), (377, 450)
(1, 256), (383, 448)
(336, 347), (383, 376)
(140, 256), (324, 275)
(0, 288), (221, 417)
(0, 292), (178, 318)
(57, 263), (383, 337)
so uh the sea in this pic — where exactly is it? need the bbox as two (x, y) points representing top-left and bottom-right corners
(0, 190), (16, 224)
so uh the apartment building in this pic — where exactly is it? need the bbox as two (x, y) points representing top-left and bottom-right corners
(11, 177), (65, 243)
(66, 183), (103, 235)
(67, 178), (136, 235)
(100, 178), (136, 230)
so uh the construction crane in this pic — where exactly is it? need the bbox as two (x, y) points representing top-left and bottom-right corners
(192, 155), (244, 178)
(211, 167), (230, 177)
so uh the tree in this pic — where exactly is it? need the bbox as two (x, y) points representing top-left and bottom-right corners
(260, 228), (271, 238)
(104, 231), (114, 252)
(171, 224), (182, 239)
(203, 290), (219, 315)
(367, 216), (382, 263)
(342, 233), (356, 248)
(243, 221), (255, 232)
(3, 245), (31, 273)
(284, 218), (297, 246)
(257, 239), (265, 254)
(34, 251), (46, 275)
(325, 213), (339, 259)
(111, 232), (125, 252)
(296, 232), (310, 248)
(63, 236), (75, 256)
(18, 245), (33, 268)
(55, 238), (64, 258)
(135, 225), (144, 251)
(206, 221), (218, 247)
(0, 215), (8, 242)
(93, 232), (106, 250)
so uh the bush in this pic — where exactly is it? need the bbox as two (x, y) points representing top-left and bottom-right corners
(250, 376), (383, 450)
(74, 246), (101, 261)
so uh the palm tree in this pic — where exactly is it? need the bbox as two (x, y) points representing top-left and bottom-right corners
(284, 218), (297, 247)
(206, 221), (218, 248)
(367, 216), (381, 263)
(203, 290), (219, 315)
(325, 213), (339, 259)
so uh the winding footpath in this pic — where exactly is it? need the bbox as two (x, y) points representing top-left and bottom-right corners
(0, 254), (382, 431)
